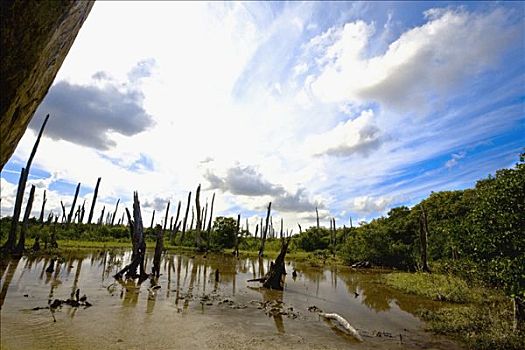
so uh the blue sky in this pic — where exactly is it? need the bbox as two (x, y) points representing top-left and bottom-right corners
(1, 1), (524, 229)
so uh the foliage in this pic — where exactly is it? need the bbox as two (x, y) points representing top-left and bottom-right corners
(210, 216), (237, 249)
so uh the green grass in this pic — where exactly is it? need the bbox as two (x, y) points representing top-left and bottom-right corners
(384, 272), (476, 303)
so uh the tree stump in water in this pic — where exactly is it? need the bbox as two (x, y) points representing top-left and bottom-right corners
(152, 225), (163, 278)
(249, 238), (290, 290)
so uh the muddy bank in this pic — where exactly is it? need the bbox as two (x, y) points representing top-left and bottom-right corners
(1, 250), (462, 349)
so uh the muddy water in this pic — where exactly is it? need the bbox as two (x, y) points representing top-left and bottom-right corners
(1, 250), (461, 349)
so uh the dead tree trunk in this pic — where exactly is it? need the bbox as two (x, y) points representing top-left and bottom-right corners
(110, 199), (120, 226)
(257, 238), (290, 290)
(206, 193), (215, 251)
(114, 192), (148, 280)
(202, 200), (208, 232)
(38, 189), (46, 225)
(163, 200), (170, 232)
(98, 206), (105, 225)
(79, 200), (86, 223)
(150, 210), (155, 229)
(15, 185), (35, 254)
(259, 202), (271, 258)
(66, 182), (81, 226)
(60, 201), (67, 223)
(3, 114), (49, 253)
(87, 177), (101, 224)
(316, 207), (320, 229)
(234, 214), (240, 257)
(152, 225), (164, 278)
(419, 205), (431, 273)
(171, 200), (181, 244)
(195, 184), (202, 248)
(180, 191), (192, 244)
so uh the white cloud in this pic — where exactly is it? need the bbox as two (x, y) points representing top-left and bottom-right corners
(307, 8), (518, 111)
(305, 109), (383, 157)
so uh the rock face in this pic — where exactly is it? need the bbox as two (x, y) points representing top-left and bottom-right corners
(0, 0), (94, 170)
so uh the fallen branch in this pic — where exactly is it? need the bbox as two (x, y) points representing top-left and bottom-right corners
(319, 312), (363, 342)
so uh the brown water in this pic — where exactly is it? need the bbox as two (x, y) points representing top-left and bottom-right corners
(1, 250), (461, 349)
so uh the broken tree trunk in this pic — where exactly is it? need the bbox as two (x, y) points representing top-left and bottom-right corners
(3, 114), (49, 254)
(150, 209), (155, 229)
(234, 214), (240, 257)
(66, 182), (81, 226)
(316, 207), (320, 229)
(419, 205), (431, 273)
(152, 225), (164, 278)
(258, 237), (290, 290)
(79, 200), (86, 223)
(254, 224), (259, 239)
(15, 184), (36, 254)
(60, 201), (67, 223)
(163, 200), (170, 232)
(180, 191), (191, 244)
(195, 184), (202, 247)
(206, 193), (215, 251)
(38, 189), (46, 225)
(110, 199), (120, 226)
(98, 206), (105, 225)
(87, 177), (101, 224)
(202, 200), (208, 232)
(259, 202), (271, 258)
(171, 200), (181, 244)
(114, 192), (148, 280)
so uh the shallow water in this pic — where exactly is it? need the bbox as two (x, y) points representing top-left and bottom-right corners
(1, 250), (462, 349)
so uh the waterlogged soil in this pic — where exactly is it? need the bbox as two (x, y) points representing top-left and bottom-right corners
(1, 250), (462, 349)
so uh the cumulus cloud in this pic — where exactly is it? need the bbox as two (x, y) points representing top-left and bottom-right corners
(30, 61), (155, 150)
(306, 8), (519, 110)
(350, 195), (393, 214)
(204, 165), (284, 196)
(143, 197), (170, 212)
(306, 109), (384, 157)
(205, 165), (319, 212)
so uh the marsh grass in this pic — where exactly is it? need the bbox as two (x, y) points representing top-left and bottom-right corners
(384, 272), (476, 303)
(385, 272), (525, 350)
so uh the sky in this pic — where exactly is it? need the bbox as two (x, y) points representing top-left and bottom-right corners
(1, 1), (524, 231)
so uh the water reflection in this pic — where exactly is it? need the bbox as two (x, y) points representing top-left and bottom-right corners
(1, 249), (455, 350)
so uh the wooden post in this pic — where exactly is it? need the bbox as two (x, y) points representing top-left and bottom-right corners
(3, 114), (49, 253)
(180, 191), (192, 244)
(67, 182), (81, 226)
(419, 205), (431, 273)
(110, 199), (120, 226)
(87, 177), (101, 224)
(259, 202), (271, 258)
(15, 184), (35, 253)
(38, 189), (47, 225)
